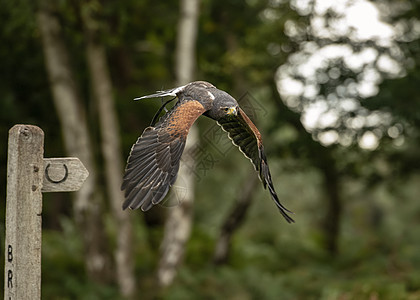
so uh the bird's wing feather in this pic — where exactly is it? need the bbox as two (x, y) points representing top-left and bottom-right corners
(217, 108), (294, 223)
(121, 100), (206, 211)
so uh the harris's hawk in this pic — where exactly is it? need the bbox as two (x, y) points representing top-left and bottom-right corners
(122, 81), (294, 223)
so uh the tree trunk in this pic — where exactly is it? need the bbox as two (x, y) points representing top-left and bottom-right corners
(311, 146), (342, 256)
(174, 0), (199, 85)
(157, 0), (200, 287)
(320, 159), (342, 256)
(272, 85), (343, 256)
(213, 173), (259, 264)
(37, 0), (112, 283)
(81, 4), (136, 297)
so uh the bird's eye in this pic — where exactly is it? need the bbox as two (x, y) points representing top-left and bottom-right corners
(223, 107), (229, 112)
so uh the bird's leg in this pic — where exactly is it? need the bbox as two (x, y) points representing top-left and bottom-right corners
(150, 96), (177, 126)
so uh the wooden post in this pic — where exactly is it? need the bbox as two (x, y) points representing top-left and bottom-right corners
(4, 125), (89, 300)
(4, 125), (44, 300)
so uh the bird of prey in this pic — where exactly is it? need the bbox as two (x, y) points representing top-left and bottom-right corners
(121, 81), (294, 223)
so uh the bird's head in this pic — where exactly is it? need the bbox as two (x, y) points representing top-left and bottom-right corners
(204, 88), (239, 120)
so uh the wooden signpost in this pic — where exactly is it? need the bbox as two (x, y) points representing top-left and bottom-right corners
(4, 124), (89, 300)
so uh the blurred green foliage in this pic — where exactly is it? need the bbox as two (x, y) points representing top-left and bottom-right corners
(1, 0), (420, 299)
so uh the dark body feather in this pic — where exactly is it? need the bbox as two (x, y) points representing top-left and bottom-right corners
(218, 109), (294, 223)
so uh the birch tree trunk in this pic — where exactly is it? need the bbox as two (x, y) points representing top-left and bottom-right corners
(81, 3), (136, 297)
(37, 0), (112, 283)
(157, 0), (200, 287)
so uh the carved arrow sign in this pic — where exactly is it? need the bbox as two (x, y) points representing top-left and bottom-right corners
(42, 157), (89, 192)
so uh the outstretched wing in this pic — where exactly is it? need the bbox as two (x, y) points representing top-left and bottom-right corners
(217, 108), (294, 223)
(121, 100), (206, 211)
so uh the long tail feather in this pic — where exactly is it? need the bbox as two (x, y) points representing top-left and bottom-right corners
(134, 85), (187, 101)
(134, 91), (175, 100)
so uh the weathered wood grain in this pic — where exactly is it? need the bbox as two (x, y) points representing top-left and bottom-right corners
(4, 124), (44, 300)
(41, 157), (89, 192)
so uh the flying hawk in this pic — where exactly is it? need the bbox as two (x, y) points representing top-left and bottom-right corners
(121, 81), (294, 223)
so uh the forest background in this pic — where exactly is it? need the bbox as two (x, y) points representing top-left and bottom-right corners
(1, 0), (420, 299)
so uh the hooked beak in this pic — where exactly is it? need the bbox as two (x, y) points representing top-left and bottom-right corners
(227, 106), (238, 116)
